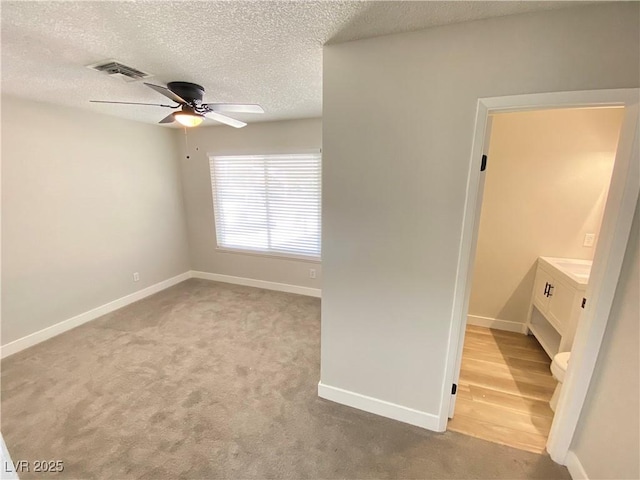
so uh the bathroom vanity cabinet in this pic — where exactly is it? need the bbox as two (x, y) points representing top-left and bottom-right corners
(526, 257), (591, 359)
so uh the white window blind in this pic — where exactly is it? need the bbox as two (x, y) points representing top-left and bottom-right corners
(209, 153), (321, 259)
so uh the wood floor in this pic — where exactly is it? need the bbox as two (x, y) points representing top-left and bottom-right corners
(448, 325), (556, 454)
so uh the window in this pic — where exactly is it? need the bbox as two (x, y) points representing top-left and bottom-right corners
(209, 152), (321, 260)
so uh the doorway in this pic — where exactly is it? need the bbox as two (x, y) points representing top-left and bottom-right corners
(440, 89), (639, 464)
(447, 106), (624, 453)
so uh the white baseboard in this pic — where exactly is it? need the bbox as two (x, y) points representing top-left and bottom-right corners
(191, 271), (321, 298)
(565, 451), (589, 479)
(1, 272), (191, 359)
(1, 433), (19, 480)
(467, 314), (528, 334)
(317, 382), (441, 431)
(1, 270), (319, 359)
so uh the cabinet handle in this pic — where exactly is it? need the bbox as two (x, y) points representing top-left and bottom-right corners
(547, 284), (554, 297)
(544, 282), (549, 296)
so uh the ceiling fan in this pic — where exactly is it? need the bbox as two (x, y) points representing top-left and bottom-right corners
(90, 81), (264, 128)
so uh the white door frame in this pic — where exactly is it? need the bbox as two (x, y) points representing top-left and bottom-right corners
(439, 88), (639, 464)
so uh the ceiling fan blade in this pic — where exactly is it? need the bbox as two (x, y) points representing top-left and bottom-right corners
(90, 100), (177, 108)
(144, 83), (188, 104)
(158, 113), (176, 124)
(203, 103), (264, 114)
(205, 112), (247, 128)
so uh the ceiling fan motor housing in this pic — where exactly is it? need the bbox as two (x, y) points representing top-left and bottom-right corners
(167, 82), (205, 103)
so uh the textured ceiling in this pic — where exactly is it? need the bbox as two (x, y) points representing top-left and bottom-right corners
(2, 1), (585, 127)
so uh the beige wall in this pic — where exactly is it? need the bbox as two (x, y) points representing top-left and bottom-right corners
(469, 108), (623, 325)
(570, 199), (639, 479)
(1, 96), (190, 345)
(321, 2), (639, 419)
(179, 118), (322, 288)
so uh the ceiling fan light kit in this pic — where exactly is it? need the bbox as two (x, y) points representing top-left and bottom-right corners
(90, 81), (263, 128)
(174, 106), (205, 127)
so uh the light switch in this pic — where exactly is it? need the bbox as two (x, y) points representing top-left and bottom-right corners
(584, 233), (596, 247)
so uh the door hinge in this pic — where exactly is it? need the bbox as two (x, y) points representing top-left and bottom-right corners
(452, 383), (457, 395)
(480, 154), (488, 172)
(582, 297), (586, 309)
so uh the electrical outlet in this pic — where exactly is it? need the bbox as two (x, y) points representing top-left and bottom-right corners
(133, 272), (140, 282)
(309, 268), (316, 279)
(583, 233), (596, 247)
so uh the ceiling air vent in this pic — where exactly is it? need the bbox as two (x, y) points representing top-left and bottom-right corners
(87, 60), (152, 82)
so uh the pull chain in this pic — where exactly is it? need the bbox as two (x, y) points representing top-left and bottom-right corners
(184, 127), (190, 159)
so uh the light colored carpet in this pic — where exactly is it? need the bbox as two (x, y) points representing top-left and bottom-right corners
(1, 279), (570, 479)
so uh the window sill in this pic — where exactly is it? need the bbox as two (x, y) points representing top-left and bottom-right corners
(215, 247), (321, 264)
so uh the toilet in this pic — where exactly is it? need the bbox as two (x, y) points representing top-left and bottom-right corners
(549, 352), (571, 412)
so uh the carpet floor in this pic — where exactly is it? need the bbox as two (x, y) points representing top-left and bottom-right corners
(1, 279), (570, 479)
